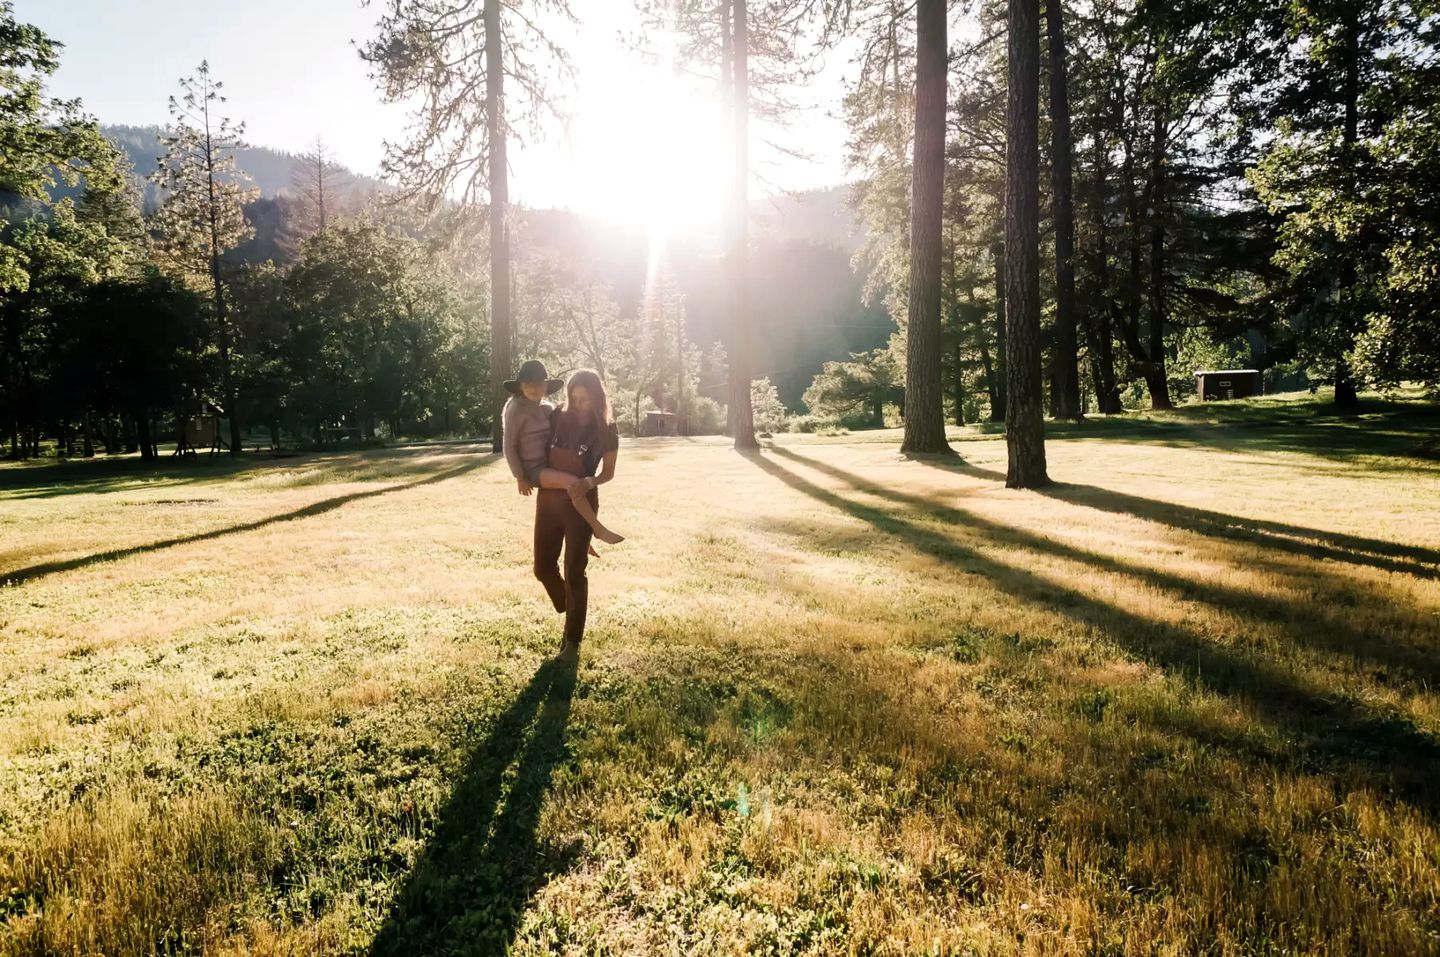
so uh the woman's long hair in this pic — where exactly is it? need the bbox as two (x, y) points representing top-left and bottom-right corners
(564, 369), (612, 435)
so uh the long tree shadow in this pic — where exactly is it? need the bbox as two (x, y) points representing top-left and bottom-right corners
(903, 454), (1440, 579)
(372, 655), (579, 956)
(774, 446), (1440, 687)
(745, 449), (1440, 819)
(0, 440), (494, 501)
(1007, 397), (1440, 472)
(2, 454), (498, 585)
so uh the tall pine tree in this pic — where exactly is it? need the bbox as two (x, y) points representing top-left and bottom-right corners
(149, 60), (257, 456)
(361, 0), (574, 452)
(900, 0), (952, 454)
(1005, 0), (1049, 486)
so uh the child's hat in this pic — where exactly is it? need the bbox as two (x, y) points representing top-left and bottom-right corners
(504, 360), (564, 395)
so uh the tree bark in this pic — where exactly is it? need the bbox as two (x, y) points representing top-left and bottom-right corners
(1333, 9), (1361, 413)
(1046, 0), (1081, 420)
(1114, 93), (1170, 411)
(953, 344), (966, 426)
(979, 333), (999, 420)
(1087, 131), (1123, 413)
(726, 0), (758, 449)
(135, 412), (154, 460)
(901, 0), (951, 454)
(485, 0), (513, 452)
(989, 241), (1008, 422)
(1146, 103), (1174, 410)
(1004, 0), (1049, 487)
(200, 90), (242, 459)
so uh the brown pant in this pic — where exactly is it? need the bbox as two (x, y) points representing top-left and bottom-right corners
(533, 486), (597, 645)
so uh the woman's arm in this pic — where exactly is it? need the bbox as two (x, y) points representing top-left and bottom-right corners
(592, 448), (618, 486)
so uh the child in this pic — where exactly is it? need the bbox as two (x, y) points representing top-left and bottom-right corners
(502, 360), (624, 545)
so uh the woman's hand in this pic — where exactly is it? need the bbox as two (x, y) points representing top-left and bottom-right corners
(517, 479), (534, 496)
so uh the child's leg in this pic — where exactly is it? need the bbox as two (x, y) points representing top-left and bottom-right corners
(536, 469), (625, 545)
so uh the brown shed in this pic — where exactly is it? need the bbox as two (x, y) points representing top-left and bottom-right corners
(1195, 369), (1261, 401)
(641, 411), (680, 437)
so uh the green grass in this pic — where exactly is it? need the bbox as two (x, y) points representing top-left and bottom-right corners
(2, 392), (1439, 955)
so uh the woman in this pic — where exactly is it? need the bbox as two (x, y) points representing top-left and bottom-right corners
(503, 360), (623, 544)
(530, 369), (620, 658)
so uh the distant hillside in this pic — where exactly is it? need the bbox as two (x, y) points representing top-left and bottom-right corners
(102, 125), (383, 212)
(752, 184), (863, 255)
(6, 125), (884, 409)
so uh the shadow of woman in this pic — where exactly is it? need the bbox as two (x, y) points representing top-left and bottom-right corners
(371, 655), (579, 956)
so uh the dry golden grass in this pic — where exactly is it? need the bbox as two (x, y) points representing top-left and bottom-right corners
(1, 395), (1438, 955)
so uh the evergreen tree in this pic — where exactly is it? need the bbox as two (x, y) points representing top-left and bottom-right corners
(1045, 0), (1081, 420)
(1250, 0), (1429, 409)
(361, 0), (575, 452)
(901, 0), (952, 454)
(149, 60), (258, 456)
(1005, 0), (1050, 486)
(277, 136), (349, 257)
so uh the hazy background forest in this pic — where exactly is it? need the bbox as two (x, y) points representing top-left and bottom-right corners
(2, 119), (892, 452)
(5, 0), (1436, 463)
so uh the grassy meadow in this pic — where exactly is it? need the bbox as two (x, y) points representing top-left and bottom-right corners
(1, 392), (1439, 955)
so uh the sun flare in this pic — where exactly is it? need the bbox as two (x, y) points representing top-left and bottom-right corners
(564, 56), (728, 241)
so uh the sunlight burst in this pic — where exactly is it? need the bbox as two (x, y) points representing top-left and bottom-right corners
(566, 51), (728, 243)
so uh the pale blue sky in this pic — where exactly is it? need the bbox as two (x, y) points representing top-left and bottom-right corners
(18, 0), (852, 220)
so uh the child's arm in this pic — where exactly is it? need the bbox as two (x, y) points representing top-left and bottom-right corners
(501, 400), (530, 490)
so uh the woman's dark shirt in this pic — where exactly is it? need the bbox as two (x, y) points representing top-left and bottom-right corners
(549, 410), (620, 478)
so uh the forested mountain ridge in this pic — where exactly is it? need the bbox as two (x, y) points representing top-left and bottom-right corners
(101, 125), (385, 211)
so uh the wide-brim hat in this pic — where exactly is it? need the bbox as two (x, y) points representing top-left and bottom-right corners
(504, 359), (564, 395)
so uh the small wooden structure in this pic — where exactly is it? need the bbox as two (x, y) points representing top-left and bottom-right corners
(174, 403), (226, 456)
(641, 411), (680, 437)
(1195, 369), (1261, 402)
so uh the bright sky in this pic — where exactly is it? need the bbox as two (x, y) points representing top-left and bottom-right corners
(19, 0), (853, 228)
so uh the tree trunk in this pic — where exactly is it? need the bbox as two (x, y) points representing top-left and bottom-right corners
(1146, 104), (1174, 411)
(1087, 132), (1123, 414)
(203, 103), (242, 459)
(486, 0), (513, 451)
(1046, 0), (1081, 420)
(726, 0), (758, 449)
(82, 411), (94, 457)
(135, 412), (154, 461)
(1333, 9), (1361, 414)
(1004, 0), (1050, 488)
(676, 314), (685, 430)
(990, 241), (1008, 422)
(979, 334), (999, 420)
(1115, 97), (1170, 412)
(900, 0), (951, 454)
(953, 344), (966, 426)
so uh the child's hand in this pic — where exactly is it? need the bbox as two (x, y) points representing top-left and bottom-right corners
(517, 479), (534, 496)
